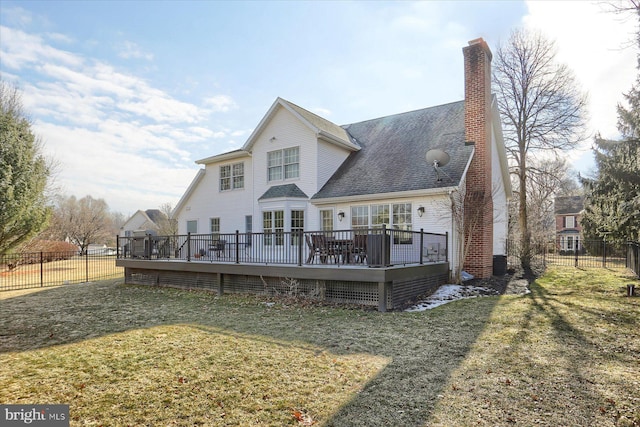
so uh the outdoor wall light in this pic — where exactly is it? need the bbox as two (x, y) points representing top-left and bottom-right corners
(417, 206), (425, 217)
(338, 211), (345, 221)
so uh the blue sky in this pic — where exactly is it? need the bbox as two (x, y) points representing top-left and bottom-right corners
(1, 1), (637, 215)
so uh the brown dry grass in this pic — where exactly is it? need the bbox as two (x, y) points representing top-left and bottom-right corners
(0, 256), (122, 290)
(1, 267), (638, 426)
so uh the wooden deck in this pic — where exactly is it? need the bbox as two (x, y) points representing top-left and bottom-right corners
(116, 258), (450, 312)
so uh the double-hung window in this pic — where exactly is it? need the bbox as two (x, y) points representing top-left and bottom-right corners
(267, 147), (299, 182)
(220, 162), (244, 191)
(565, 215), (575, 228)
(320, 209), (333, 231)
(210, 217), (220, 239)
(392, 203), (412, 244)
(351, 205), (369, 231)
(371, 204), (390, 228)
(263, 210), (284, 246)
(349, 203), (413, 243)
(291, 210), (304, 246)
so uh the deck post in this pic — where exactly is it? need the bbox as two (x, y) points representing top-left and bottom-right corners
(187, 232), (191, 262)
(298, 230), (303, 266)
(445, 232), (449, 263)
(378, 281), (390, 312)
(235, 230), (240, 264)
(217, 272), (224, 296)
(419, 229), (424, 265)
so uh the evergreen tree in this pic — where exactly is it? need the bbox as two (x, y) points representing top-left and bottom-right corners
(582, 7), (640, 242)
(0, 81), (52, 255)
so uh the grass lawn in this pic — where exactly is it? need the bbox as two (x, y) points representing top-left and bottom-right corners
(1, 267), (638, 426)
(0, 256), (122, 290)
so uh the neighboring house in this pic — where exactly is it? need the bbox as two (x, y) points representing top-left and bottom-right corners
(120, 209), (166, 238)
(173, 38), (511, 279)
(555, 196), (585, 253)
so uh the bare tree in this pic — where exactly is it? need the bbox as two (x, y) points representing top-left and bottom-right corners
(446, 183), (506, 284)
(524, 157), (580, 246)
(157, 202), (178, 236)
(48, 195), (113, 254)
(493, 28), (588, 268)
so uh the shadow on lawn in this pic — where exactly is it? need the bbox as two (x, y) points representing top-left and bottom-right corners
(505, 279), (633, 425)
(0, 280), (502, 426)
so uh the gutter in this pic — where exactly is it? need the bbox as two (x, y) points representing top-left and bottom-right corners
(311, 186), (459, 206)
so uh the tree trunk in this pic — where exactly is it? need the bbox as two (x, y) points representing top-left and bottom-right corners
(518, 154), (532, 269)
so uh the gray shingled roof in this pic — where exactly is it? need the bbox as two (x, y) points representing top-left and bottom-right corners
(259, 183), (308, 200)
(282, 99), (355, 147)
(555, 196), (584, 214)
(145, 209), (166, 224)
(312, 101), (472, 199)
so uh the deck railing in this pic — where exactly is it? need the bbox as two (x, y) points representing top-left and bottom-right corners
(117, 226), (448, 267)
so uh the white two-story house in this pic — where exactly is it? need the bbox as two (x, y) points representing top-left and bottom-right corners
(172, 38), (511, 279)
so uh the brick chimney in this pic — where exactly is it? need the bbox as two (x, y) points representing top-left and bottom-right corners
(463, 38), (494, 278)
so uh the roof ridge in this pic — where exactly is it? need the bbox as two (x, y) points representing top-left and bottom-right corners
(342, 99), (465, 128)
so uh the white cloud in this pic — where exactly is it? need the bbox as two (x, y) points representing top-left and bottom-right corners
(203, 94), (238, 112)
(0, 25), (82, 69)
(118, 40), (154, 60)
(45, 32), (74, 44)
(523, 1), (637, 140)
(0, 21), (250, 213)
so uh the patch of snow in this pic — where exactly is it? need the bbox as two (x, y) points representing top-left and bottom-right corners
(404, 284), (499, 312)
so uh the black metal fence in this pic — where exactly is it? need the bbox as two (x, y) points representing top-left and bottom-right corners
(628, 242), (640, 278)
(0, 251), (123, 291)
(507, 238), (632, 270)
(118, 226), (448, 267)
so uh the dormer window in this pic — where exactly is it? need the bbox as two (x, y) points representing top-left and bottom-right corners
(268, 147), (299, 182)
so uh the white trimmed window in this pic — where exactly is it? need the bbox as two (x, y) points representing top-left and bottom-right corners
(291, 210), (304, 246)
(371, 204), (390, 228)
(565, 215), (575, 228)
(349, 203), (413, 243)
(351, 205), (369, 230)
(320, 209), (334, 231)
(393, 203), (412, 244)
(210, 217), (220, 239)
(263, 210), (284, 246)
(220, 162), (244, 191)
(186, 220), (198, 234)
(268, 147), (299, 182)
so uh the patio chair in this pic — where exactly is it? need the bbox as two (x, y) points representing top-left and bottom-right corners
(308, 234), (337, 264)
(352, 234), (367, 264)
(425, 245), (438, 262)
(208, 240), (226, 258)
